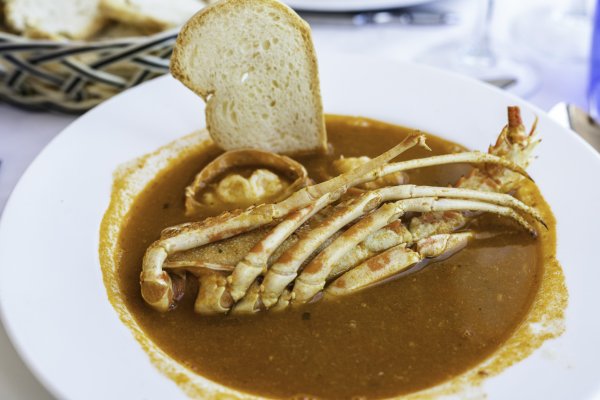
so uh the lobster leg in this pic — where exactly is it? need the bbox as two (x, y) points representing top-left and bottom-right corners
(325, 232), (473, 297)
(292, 198), (535, 304)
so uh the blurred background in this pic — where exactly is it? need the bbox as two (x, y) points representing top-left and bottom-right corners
(0, 0), (596, 398)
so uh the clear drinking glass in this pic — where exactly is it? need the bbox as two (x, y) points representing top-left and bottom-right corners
(512, 0), (593, 63)
(417, 0), (539, 97)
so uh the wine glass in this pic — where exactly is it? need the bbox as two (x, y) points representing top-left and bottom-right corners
(416, 0), (539, 97)
(512, 0), (593, 63)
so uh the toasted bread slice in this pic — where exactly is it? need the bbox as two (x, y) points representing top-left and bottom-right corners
(171, 0), (327, 155)
(100, 0), (204, 33)
(5, 0), (106, 40)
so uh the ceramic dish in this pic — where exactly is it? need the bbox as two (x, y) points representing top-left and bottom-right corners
(0, 54), (599, 399)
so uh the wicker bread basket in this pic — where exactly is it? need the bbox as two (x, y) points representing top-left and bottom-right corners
(0, 28), (178, 113)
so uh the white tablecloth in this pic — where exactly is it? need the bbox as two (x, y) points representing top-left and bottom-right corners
(0, 0), (589, 397)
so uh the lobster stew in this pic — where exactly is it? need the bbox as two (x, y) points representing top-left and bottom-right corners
(115, 115), (554, 399)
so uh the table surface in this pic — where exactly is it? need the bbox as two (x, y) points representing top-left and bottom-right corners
(0, 0), (589, 398)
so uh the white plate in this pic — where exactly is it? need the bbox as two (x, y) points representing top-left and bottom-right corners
(284, 0), (433, 12)
(1, 54), (600, 400)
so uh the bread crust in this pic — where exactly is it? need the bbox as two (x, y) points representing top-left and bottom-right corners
(170, 0), (327, 155)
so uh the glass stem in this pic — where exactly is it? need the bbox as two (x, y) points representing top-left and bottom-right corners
(461, 0), (496, 67)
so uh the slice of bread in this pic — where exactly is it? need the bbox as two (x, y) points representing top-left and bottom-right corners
(100, 0), (204, 33)
(4, 0), (106, 40)
(171, 0), (327, 155)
